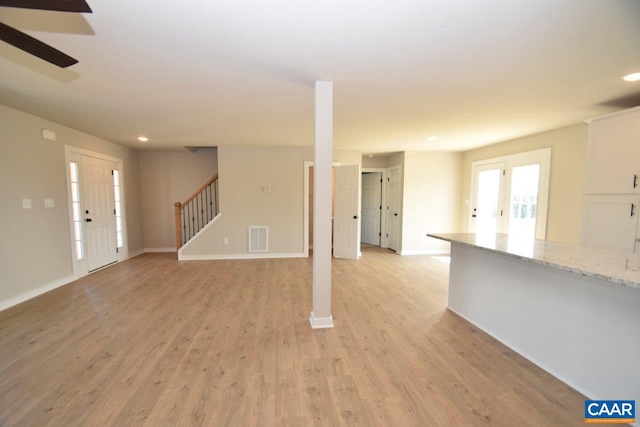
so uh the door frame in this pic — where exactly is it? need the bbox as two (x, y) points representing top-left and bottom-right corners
(65, 146), (128, 277)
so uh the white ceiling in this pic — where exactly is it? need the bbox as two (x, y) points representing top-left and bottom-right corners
(1, 0), (640, 152)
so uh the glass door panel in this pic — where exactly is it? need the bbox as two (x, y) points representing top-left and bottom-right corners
(471, 162), (505, 242)
(507, 164), (540, 241)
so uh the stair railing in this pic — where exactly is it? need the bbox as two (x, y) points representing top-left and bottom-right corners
(174, 174), (219, 249)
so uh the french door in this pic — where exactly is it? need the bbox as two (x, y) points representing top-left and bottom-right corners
(470, 149), (551, 241)
(470, 162), (506, 238)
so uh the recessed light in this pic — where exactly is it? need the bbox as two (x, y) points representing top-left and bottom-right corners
(137, 136), (149, 142)
(622, 72), (640, 82)
(427, 136), (439, 142)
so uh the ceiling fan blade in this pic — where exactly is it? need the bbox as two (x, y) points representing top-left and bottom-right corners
(0, 0), (92, 13)
(0, 22), (78, 67)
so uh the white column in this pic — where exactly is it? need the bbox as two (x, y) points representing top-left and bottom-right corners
(310, 81), (334, 329)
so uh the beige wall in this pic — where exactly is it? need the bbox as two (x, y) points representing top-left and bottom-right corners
(402, 151), (463, 253)
(180, 146), (362, 257)
(460, 123), (587, 244)
(139, 149), (218, 250)
(0, 104), (143, 307)
(362, 153), (403, 169)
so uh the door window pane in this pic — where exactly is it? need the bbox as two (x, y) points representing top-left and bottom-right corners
(508, 164), (540, 240)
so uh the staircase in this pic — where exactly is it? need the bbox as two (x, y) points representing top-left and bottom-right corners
(174, 174), (219, 249)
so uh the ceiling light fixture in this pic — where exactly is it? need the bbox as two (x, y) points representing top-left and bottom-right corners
(137, 136), (149, 142)
(427, 136), (439, 142)
(622, 72), (640, 82)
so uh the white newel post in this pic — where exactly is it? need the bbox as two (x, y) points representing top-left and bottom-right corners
(310, 81), (334, 329)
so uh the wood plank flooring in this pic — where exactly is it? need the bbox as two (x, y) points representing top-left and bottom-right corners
(0, 247), (595, 426)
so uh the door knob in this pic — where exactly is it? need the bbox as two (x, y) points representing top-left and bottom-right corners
(85, 218), (92, 222)
(353, 215), (358, 219)
(394, 213), (398, 216)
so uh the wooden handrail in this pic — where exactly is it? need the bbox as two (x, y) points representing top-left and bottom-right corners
(175, 174), (219, 250)
(182, 174), (218, 206)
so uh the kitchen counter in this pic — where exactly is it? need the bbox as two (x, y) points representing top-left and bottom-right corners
(427, 233), (640, 419)
(428, 233), (640, 289)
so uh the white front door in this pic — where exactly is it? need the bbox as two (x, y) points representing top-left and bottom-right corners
(82, 156), (118, 271)
(333, 165), (360, 259)
(361, 172), (382, 245)
(387, 165), (401, 252)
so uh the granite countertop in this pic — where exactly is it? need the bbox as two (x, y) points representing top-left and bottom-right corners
(428, 233), (640, 290)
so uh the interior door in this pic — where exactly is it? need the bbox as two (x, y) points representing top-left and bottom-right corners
(333, 165), (360, 259)
(361, 172), (382, 245)
(387, 165), (401, 252)
(82, 156), (118, 271)
(470, 162), (506, 239)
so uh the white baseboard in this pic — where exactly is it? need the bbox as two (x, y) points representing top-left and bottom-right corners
(400, 249), (450, 256)
(144, 248), (176, 253)
(128, 249), (145, 258)
(0, 274), (80, 312)
(178, 252), (306, 261)
(309, 311), (334, 329)
(1, 249), (147, 312)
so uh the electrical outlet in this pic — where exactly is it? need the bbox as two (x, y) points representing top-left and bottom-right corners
(22, 199), (31, 209)
(44, 198), (54, 208)
(223, 237), (229, 244)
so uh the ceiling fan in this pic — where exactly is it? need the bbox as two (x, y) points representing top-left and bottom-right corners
(0, 0), (92, 68)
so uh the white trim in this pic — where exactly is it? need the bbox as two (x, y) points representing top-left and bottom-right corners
(309, 311), (334, 329)
(177, 212), (222, 258)
(144, 248), (177, 253)
(400, 249), (450, 256)
(180, 252), (306, 261)
(1, 249), (143, 312)
(0, 274), (79, 312)
(585, 105), (640, 123)
(128, 249), (144, 258)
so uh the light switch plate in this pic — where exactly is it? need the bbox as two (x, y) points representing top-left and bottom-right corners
(44, 198), (54, 208)
(22, 199), (31, 209)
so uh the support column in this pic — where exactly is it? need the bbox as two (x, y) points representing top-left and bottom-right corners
(310, 81), (334, 329)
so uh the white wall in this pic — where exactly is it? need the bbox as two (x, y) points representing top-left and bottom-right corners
(0, 105), (143, 310)
(139, 149), (218, 251)
(401, 151), (462, 254)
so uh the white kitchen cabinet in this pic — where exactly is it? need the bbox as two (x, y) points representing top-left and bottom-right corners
(582, 195), (639, 253)
(585, 107), (640, 194)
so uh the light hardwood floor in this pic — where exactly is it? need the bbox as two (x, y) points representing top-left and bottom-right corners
(0, 247), (595, 426)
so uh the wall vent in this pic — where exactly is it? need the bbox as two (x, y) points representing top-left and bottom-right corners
(248, 226), (268, 252)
